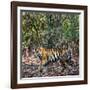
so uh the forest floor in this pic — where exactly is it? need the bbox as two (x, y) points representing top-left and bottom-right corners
(21, 55), (79, 78)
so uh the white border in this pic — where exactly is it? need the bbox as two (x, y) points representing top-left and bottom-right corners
(17, 7), (84, 84)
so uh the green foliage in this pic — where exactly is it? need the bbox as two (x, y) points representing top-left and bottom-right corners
(21, 11), (79, 49)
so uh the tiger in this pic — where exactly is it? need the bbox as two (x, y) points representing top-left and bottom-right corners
(36, 47), (72, 66)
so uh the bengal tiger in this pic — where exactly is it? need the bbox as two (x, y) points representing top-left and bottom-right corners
(36, 47), (72, 66)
